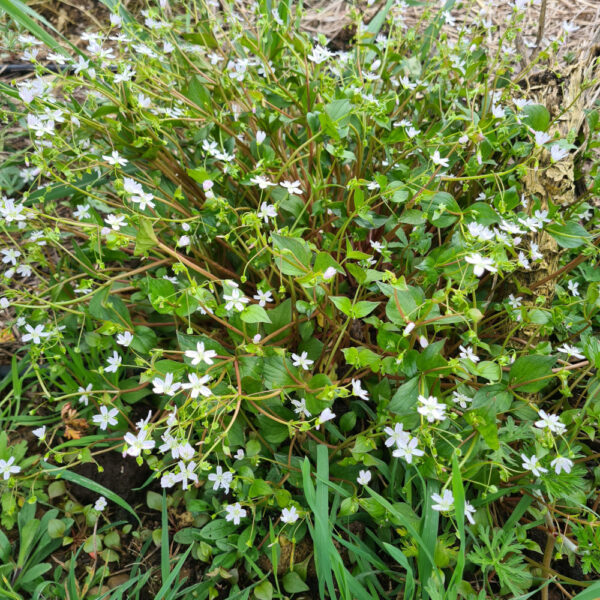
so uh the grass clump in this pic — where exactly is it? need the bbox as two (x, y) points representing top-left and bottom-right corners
(0, 0), (600, 598)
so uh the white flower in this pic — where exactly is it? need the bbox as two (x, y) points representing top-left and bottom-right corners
(256, 130), (266, 144)
(78, 383), (93, 406)
(535, 410), (566, 435)
(315, 408), (335, 430)
(116, 331), (133, 347)
(459, 345), (479, 363)
(177, 443), (195, 462)
(403, 322), (416, 336)
(280, 180), (303, 195)
(21, 323), (50, 344)
(392, 436), (424, 464)
(178, 235), (191, 247)
(131, 192), (155, 211)
(518, 251), (530, 270)
(105, 351), (122, 373)
(291, 398), (311, 418)
(181, 373), (212, 398)
(551, 456), (573, 475)
(465, 253), (497, 277)
(0, 456), (21, 480)
(291, 351), (314, 370)
(357, 470), (372, 485)
(323, 267), (337, 281)
(257, 202), (277, 223)
(152, 372), (181, 396)
(550, 145), (569, 162)
(123, 430), (155, 456)
(32, 426), (46, 440)
(123, 177), (143, 195)
(464, 501), (476, 525)
(94, 496), (107, 511)
(161, 472), (178, 488)
(533, 130), (552, 146)
(208, 466), (234, 494)
(253, 289), (273, 307)
(530, 242), (543, 261)
(102, 150), (128, 166)
(468, 222), (494, 242)
(399, 75), (416, 90)
(224, 502), (247, 525)
(521, 453), (548, 477)
(370, 240), (384, 253)
(417, 395), (447, 423)
(175, 460), (198, 490)
(431, 489), (454, 512)
(508, 294), (522, 309)
(351, 378), (369, 401)
(567, 280), (580, 297)
(557, 344), (585, 360)
(307, 44), (333, 64)
(562, 21), (580, 35)
(281, 506), (299, 524)
(451, 391), (472, 409)
(184, 342), (217, 366)
(491, 104), (505, 119)
(431, 150), (449, 168)
(250, 175), (275, 189)
(223, 288), (249, 312)
(92, 405), (119, 430)
(1, 248), (21, 266)
(234, 449), (245, 460)
(384, 423), (409, 448)
(138, 93), (151, 108)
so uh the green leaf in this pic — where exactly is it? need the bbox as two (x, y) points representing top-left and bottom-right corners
(147, 276), (176, 315)
(147, 491), (163, 512)
(521, 104), (550, 132)
(423, 191), (461, 227)
(571, 581), (600, 600)
(388, 377), (419, 416)
(324, 99), (353, 123)
(547, 222), (592, 249)
(47, 519), (66, 539)
(271, 234), (311, 276)
(241, 304), (272, 324)
(199, 519), (238, 540)
(248, 479), (273, 498)
(473, 361), (501, 382)
(254, 580), (273, 600)
(352, 301), (379, 318)
(185, 75), (212, 111)
(131, 326), (157, 354)
(509, 355), (557, 393)
(173, 527), (202, 544)
(366, 0), (395, 37)
(282, 572), (309, 593)
(465, 404), (499, 450)
(330, 296), (352, 316)
(134, 218), (158, 256)
(89, 287), (132, 327)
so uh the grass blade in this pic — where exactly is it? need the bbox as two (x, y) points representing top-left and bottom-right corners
(41, 461), (141, 525)
(161, 490), (169, 585)
(447, 454), (465, 600)
(0, 0), (77, 56)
